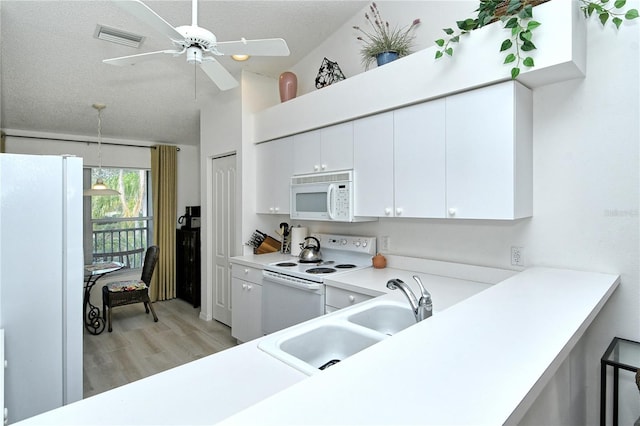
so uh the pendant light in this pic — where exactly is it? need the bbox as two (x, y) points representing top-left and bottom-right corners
(84, 103), (120, 196)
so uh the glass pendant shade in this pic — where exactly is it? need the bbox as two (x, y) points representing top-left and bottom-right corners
(83, 104), (120, 196)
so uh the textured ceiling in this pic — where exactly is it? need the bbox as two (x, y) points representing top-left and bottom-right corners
(0, 0), (367, 146)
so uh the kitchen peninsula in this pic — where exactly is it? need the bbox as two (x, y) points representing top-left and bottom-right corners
(17, 254), (619, 425)
(17, 259), (618, 425)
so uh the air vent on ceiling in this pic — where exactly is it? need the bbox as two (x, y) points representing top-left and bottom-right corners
(94, 25), (145, 48)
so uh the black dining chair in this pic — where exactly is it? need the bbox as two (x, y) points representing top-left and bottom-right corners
(102, 245), (160, 332)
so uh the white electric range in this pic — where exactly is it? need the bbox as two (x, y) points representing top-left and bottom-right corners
(262, 233), (376, 334)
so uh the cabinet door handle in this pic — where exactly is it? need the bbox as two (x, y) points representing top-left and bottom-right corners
(273, 207), (280, 213)
(242, 284), (248, 290)
(314, 165), (320, 172)
(321, 164), (327, 170)
(247, 285), (252, 291)
(244, 269), (249, 275)
(348, 295), (355, 303)
(384, 208), (392, 216)
(448, 208), (456, 217)
(396, 208), (403, 216)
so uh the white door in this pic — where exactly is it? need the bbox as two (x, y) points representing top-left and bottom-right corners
(353, 111), (394, 217)
(394, 99), (447, 218)
(320, 122), (353, 172)
(292, 130), (321, 174)
(212, 154), (237, 325)
(445, 82), (516, 219)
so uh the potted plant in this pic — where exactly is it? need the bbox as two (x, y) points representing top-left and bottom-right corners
(435, 0), (638, 79)
(353, 2), (421, 69)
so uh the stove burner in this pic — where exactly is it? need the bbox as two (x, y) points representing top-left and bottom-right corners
(335, 264), (356, 269)
(274, 262), (297, 267)
(305, 267), (337, 274)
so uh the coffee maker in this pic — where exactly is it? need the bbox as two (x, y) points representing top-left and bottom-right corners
(178, 206), (201, 229)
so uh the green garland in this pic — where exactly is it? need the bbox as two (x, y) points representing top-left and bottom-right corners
(435, 0), (638, 79)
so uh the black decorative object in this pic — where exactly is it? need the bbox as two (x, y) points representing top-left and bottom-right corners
(315, 57), (346, 89)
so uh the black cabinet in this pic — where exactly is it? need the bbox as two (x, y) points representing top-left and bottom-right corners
(176, 229), (201, 308)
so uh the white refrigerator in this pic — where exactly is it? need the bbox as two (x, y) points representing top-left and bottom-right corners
(0, 153), (83, 423)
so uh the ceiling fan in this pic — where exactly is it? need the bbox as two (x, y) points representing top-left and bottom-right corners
(103, 0), (290, 91)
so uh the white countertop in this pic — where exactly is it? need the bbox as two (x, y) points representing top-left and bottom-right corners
(324, 267), (496, 311)
(16, 339), (306, 425)
(221, 266), (619, 425)
(17, 259), (619, 425)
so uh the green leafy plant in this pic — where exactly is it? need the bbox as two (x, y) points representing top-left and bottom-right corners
(579, 0), (639, 27)
(353, 2), (421, 69)
(435, 0), (638, 79)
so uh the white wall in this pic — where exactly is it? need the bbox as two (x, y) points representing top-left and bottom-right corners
(290, 1), (480, 96)
(3, 132), (200, 228)
(198, 1), (639, 422)
(199, 85), (242, 321)
(260, 1), (639, 424)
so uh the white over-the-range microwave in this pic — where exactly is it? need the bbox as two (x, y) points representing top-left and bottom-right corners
(290, 170), (375, 222)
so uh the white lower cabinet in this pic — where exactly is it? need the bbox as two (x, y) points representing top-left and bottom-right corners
(231, 265), (263, 343)
(325, 286), (374, 313)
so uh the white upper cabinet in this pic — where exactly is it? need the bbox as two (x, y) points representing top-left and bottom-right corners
(394, 99), (446, 218)
(292, 122), (353, 174)
(445, 81), (532, 219)
(353, 112), (394, 217)
(256, 136), (293, 214)
(319, 122), (353, 172)
(292, 130), (321, 174)
(258, 81), (532, 221)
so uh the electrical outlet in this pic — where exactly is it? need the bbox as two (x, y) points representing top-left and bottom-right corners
(380, 236), (391, 252)
(511, 246), (524, 267)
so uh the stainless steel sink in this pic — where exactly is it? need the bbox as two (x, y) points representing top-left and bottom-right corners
(347, 303), (416, 336)
(258, 298), (420, 375)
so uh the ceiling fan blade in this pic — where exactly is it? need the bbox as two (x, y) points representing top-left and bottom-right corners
(103, 50), (182, 66)
(215, 38), (290, 56)
(200, 59), (239, 91)
(114, 0), (184, 42)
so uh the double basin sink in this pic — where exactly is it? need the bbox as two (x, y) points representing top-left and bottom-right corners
(258, 298), (419, 375)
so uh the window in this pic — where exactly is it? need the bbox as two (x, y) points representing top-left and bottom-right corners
(83, 168), (153, 269)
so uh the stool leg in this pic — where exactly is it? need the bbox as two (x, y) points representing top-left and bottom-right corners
(600, 361), (606, 426)
(613, 366), (619, 426)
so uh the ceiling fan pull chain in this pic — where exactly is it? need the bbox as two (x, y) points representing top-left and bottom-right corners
(194, 51), (198, 100)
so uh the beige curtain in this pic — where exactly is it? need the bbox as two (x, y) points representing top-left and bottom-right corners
(150, 145), (177, 301)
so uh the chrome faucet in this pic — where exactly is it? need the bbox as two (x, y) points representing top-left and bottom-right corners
(386, 275), (433, 322)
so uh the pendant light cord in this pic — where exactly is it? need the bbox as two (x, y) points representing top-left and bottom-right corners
(97, 106), (103, 171)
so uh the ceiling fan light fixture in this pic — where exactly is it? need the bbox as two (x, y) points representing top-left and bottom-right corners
(186, 46), (203, 64)
(231, 54), (250, 62)
(94, 24), (145, 49)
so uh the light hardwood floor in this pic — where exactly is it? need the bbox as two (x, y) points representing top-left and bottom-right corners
(83, 298), (237, 398)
